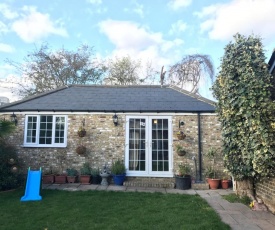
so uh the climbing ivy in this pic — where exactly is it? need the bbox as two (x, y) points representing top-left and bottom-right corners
(212, 33), (275, 180)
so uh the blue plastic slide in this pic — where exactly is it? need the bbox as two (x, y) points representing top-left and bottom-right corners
(20, 167), (42, 201)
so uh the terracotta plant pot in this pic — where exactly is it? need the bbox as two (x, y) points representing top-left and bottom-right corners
(80, 175), (91, 184)
(54, 175), (67, 184)
(67, 176), (77, 183)
(42, 174), (55, 184)
(208, 178), (221, 189)
(221, 180), (230, 189)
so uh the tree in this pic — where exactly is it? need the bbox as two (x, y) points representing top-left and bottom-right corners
(103, 56), (159, 85)
(212, 33), (275, 182)
(167, 54), (214, 94)
(6, 44), (105, 98)
(103, 56), (141, 85)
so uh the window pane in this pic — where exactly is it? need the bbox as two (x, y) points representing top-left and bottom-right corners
(26, 116), (37, 143)
(55, 116), (65, 144)
(164, 161), (169, 171)
(39, 115), (53, 145)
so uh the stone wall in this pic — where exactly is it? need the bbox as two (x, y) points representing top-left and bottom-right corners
(255, 178), (275, 214)
(172, 114), (224, 181)
(4, 113), (225, 182)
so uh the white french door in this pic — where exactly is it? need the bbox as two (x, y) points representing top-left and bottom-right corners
(125, 116), (173, 177)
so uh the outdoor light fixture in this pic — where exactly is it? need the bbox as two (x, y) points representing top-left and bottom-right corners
(113, 113), (118, 126)
(10, 113), (18, 126)
(179, 120), (185, 128)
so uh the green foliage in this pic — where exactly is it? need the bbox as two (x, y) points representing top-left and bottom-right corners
(80, 163), (91, 175)
(111, 159), (126, 175)
(91, 167), (100, 176)
(178, 163), (191, 176)
(0, 139), (23, 191)
(0, 119), (15, 137)
(66, 168), (78, 176)
(222, 194), (251, 206)
(212, 33), (275, 180)
(205, 148), (220, 179)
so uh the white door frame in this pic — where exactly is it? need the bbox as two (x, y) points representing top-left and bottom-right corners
(125, 115), (173, 177)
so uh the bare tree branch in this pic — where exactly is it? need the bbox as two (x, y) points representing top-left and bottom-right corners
(168, 54), (214, 93)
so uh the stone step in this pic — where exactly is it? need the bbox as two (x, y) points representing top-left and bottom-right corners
(124, 181), (175, 189)
(192, 183), (209, 190)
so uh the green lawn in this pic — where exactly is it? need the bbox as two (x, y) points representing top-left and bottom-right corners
(0, 189), (230, 230)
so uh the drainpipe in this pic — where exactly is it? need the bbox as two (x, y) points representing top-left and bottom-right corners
(197, 112), (202, 182)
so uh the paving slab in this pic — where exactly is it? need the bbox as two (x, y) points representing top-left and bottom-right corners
(166, 188), (197, 195)
(107, 185), (127, 191)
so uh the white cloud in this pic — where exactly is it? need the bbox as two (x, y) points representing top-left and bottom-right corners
(98, 20), (162, 50)
(0, 43), (14, 53)
(124, 2), (144, 18)
(11, 6), (68, 43)
(196, 0), (275, 41)
(169, 20), (187, 35)
(98, 19), (185, 74)
(0, 3), (19, 19)
(0, 21), (9, 34)
(168, 0), (192, 10)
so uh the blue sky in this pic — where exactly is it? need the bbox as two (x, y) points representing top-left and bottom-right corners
(1, 0), (275, 102)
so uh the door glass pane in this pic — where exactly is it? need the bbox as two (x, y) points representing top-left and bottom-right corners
(151, 119), (169, 172)
(128, 118), (146, 171)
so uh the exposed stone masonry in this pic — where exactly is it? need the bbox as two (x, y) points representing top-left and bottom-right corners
(6, 113), (224, 181)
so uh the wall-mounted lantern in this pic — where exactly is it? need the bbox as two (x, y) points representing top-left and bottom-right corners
(113, 113), (118, 126)
(179, 120), (185, 128)
(10, 113), (18, 126)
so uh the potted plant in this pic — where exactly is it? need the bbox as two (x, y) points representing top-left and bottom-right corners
(111, 159), (126, 186)
(91, 167), (101, 184)
(221, 171), (231, 189)
(42, 168), (55, 184)
(76, 145), (86, 155)
(80, 162), (91, 184)
(77, 126), (86, 137)
(204, 166), (215, 183)
(205, 147), (221, 189)
(175, 144), (186, 156)
(176, 131), (186, 140)
(175, 163), (191, 190)
(221, 178), (230, 189)
(54, 151), (67, 184)
(66, 168), (78, 183)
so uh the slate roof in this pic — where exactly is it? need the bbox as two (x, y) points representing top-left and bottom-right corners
(0, 85), (216, 113)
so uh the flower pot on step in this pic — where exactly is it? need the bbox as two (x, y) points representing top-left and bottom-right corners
(208, 178), (221, 189)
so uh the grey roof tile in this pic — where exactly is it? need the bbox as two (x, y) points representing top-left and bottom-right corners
(0, 85), (216, 113)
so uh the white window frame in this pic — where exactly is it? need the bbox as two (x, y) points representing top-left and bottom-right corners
(125, 116), (173, 177)
(23, 115), (68, 147)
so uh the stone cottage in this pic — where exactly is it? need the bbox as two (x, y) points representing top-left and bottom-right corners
(0, 85), (224, 187)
